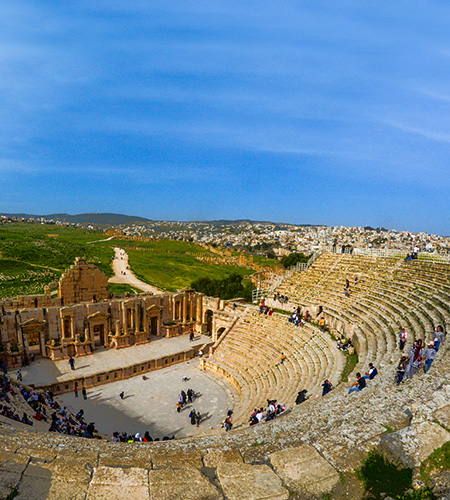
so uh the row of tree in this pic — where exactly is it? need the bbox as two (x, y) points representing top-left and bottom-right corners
(191, 273), (254, 301)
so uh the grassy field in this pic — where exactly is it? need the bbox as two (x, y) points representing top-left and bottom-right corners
(114, 240), (256, 292)
(0, 223), (280, 297)
(0, 223), (114, 298)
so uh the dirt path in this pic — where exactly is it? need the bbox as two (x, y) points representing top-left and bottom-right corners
(108, 247), (163, 294)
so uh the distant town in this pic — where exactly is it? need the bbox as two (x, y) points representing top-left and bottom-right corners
(1, 213), (449, 256)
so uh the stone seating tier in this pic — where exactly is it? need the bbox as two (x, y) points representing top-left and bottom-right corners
(1, 253), (450, 499)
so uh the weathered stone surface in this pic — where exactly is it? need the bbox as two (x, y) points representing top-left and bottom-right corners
(431, 469), (450, 497)
(203, 449), (243, 468)
(379, 422), (450, 468)
(17, 446), (57, 462)
(216, 463), (289, 500)
(15, 463), (52, 500)
(86, 466), (149, 500)
(152, 450), (203, 469)
(270, 444), (339, 496)
(433, 404), (450, 430)
(149, 468), (221, 500)
(0, 451), (29, 498)
(98, 451), (152, 469)
(44, 456), (93, 500)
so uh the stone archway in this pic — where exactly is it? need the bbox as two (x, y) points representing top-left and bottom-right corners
(216, 327), (226, 342)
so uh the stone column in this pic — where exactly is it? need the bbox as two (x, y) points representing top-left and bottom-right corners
(40, 332), (46, 356)
(135, 303), (140, 332)
(172, 296), (176, 322)
(143, 305), (148, 334)
(122, 305), (128, 334)
(183, 293), (187, 323)
(70, 316), (75, 339)
(190, 294), (194, 321)
(196, 293), (203, 331)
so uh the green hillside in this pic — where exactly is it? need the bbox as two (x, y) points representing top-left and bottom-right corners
(0, 223), (279, 298)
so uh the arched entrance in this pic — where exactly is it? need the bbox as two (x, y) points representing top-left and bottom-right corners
(216, 327), (226, 342)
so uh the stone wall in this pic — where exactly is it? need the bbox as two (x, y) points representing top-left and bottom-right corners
(58, 257), (109, 304)
(0, 290), (219, 369)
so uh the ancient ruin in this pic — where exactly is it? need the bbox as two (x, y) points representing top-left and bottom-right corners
(1, 252), (450, 499)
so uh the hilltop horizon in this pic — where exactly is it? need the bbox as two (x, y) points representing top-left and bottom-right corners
(2, 2), (450, 235)
(2, 211), (448, 237)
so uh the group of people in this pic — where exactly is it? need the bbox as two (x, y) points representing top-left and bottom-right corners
(111, 431), (175, 442)
(336, 338), (353, 352)
(273, 293), (289, 304)
(348, 363), (378, 394)
(288, 306), (309, 327)
(395, 325), (445, 384)
(259, 304), (274, 316)
(344, 277), (358, 297)
(404, 246), (420, 263)
(248, 399), (286, 426)
(176, 388), (198, 412)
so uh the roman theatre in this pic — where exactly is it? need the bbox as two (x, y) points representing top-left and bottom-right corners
(1, 250), (450, 499)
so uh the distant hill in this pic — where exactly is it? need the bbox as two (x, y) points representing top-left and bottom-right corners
(0, 212), (150, 225)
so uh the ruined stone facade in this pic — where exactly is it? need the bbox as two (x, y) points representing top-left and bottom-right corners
(58, 257), (109, 304)
(0, 288), (211, 368)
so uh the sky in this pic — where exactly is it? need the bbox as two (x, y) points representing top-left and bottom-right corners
(1, 1), (450, 234)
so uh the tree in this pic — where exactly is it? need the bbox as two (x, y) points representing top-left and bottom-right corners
(280, 252), (311, 269)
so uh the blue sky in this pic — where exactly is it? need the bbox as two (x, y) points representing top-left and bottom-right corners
(1, 1), (450, 234)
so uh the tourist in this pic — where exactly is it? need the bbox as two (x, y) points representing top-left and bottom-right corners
(21, 412), (33, 426)
(189, 409), (197, 425)
(394, 356), (408, 385)
(195, 411), (201, 427)
(74, 384), (78, 398)
(119, 391), (124, 400)
(295, 389), (308, 404)
(348, 373), (366, 395)
(404, 339), (423, 380)
(143, 431), (153, 442)
(423, 342), (437, 373)
(280, 353), (286, 364)
(224, 413), (233, 432)
(434, 325), (445, 352)
(69, 356), (75, 370)
(305, 310), (310, 322)
(319, 317), (326, 333)
(321, 380), (333, 396)
(399, 328), (407, 351)
(81, 386), (87, 399)
(16, 369), (22, 382)
(363, 363), (378, 380)
(189, 330), (194, 342)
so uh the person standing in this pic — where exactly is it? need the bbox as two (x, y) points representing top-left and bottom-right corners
(81, 386), (87, 400)
(399, 328), (407, 351)
(74, 384), (78, 398)
(189, 330), (194, 342)
(119, 391), (124, 400)
(319, 317), (326, 333)
(434, 325), (445, 352)
(423, 342), (437, 372)
(69, 356), (75, 370)
(195, 411), (201, 427)
(280, 353), (286, 364)
(16, 369), (23, 382)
